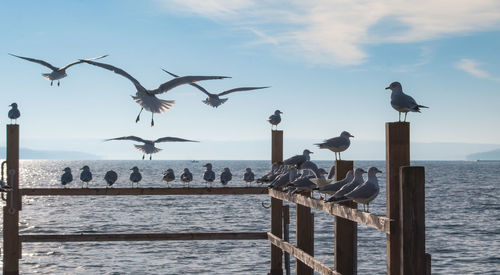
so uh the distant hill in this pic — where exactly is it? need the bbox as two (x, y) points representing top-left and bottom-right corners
(0, 147), (100, 160)
(466, 148), (500, 161)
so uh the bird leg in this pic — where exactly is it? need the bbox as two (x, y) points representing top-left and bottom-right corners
(404, 112), (407, 122)
(51, 81), (53, 86)
(398, 112), (401, 122)
(57, 81), (60, 86)
(151, 113), (154, 127)
(136, 108), (143, 123)
(142, 154), (145, 160)
(149, 155), (152, 160)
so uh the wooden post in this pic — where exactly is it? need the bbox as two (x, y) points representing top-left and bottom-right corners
(334, 160), (356, 275)
(386, 122), (409, 275)
(296, 191), (313, 275)
(3, 124), (20, 275)
(400, 166), (425, 275)
(270, 130), (283, 275)
(283, 205), (291, 275)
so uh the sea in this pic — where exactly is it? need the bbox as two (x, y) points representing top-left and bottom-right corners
(0, 160), (498, 274)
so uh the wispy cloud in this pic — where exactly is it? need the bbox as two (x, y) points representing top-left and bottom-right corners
(455, 58), (500, 81)
(156, 0), (500, 65)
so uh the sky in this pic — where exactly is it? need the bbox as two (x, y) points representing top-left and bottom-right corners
(0, 0), (499, 160)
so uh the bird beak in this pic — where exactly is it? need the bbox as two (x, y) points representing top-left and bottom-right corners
(376, 169), (383, 173)
(349, 134), (354, 138)
(362, 169), (367, 173)
(385, 86), (390, 90)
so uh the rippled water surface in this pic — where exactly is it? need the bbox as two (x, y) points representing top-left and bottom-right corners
(1, 160), (499, 274)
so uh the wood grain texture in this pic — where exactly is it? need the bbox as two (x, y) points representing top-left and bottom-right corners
(21, 187), (268, 196)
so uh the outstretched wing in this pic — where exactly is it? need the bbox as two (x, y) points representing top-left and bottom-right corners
(60, 55), (108, 71)
(162, 69), (212, 96)
(9, 53), (58, 71)
(154, 137), (199, 143)
(81, 60), (147, 93)
(152, 75), (230, 95)
(105, 136), (147, 143)
(218, 86), (269, 96)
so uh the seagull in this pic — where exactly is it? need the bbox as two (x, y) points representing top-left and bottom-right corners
(162, 168), (175, 187)
(61, 167), (73, 188)
(180, 168), (193, 187)
(130, 166), (142, 188)
(203, 163), (216, 188)
(286, 173), (317, 195)
(81, 60), (229, 126)
(327, 168), (366, 202)
(315, 131), (354, 160)
(269, 167), (298, 189)
(104, 170), (118, 188)
(257, 163), (280, 184)
(283, 149), (313, 168)
(163, 70), (268, 108)
(243, 168), (255, 186)
(80, 166), (92, 188)
(329, 167), (382, 212)
(105, 136), (198, 160)
(268, 110), (282, 130)
(220, 168), (232, 186)
(9, 53), (107, 86)
(385, 81), (428, 122)
(318, 169), (354, 197)
(8, 103), (20, 124)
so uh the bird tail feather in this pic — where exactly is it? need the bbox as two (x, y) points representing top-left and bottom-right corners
(132, 93), (175, 113)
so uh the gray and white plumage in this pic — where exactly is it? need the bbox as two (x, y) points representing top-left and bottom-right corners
(203, 163), (216, 187)
(330, 167), (382, 212)
(163, 168), (175, 186)
(81, 60), (229, 126)
(385, 81), (428, 122)
(130, 166), (142, 187)
(104, 170), (118, 187)
(180, 168), (193, 187)
(9, 53), (107, 86)
(257, 163), (280, 183)
(318, 170), (354, 196)
(283, 149), (313, 168)
(315, 131), (354, 160)
(243, 168), (255, 186)
(79, 165), (92, 188)
(163, 70), (268, 108)
(105, 135), (198, 160)
(268, 110), (282, 130)
(220, 168), (232, 186)
(308, 168), (331, 188)
(327, 168), (366, 201)
(286, 174), (317, 194)
(268, 167), (298, 189)
(8, 103), (20, 124)
(61, 167), (73, 187)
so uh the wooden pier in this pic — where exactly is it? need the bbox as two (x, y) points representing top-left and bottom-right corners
(2, 124), (431, 275)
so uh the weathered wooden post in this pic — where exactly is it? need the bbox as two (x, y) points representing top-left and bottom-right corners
(270, 130), (283, 275)
(400, 166), (426, 275)
(386, 122), (410, 275)
(334, 160), (356, 275)
(296, 191), (313, 275)
(3, 124), (21, 275)
(283, 205), (290, 275)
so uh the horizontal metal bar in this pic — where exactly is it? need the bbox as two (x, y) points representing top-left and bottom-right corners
(20, 187), (268, 196)
(20, 232), (268, 242)
(269, 189), (392, 234)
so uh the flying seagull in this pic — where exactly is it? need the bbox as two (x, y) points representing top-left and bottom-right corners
(385, 81), (428, 122)
(268, 110), (282, 130)
(163, 70), (269, 108)
(8, 103), (20, 124)
(105, 135), (199, 160)
(81, 60), (229, 126)
(9, 53), (107, 86)
(315, 131), (354, 160)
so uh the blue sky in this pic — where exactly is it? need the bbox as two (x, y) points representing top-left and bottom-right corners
(0, 0), (499, 160)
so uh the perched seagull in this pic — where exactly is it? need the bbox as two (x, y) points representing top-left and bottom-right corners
(180, 168), (193, 187)
(203, 163), (216, 188)
(8, 103), (20, 124)
(269, 167), (298, 189)
(329, 167), (382, 212)
(61, 167), (73, 188)
(327, 168), (366, 202)
(318, 170), (354, 197)
(129, 166), (142, 188)
(104, 170), (118, 188)
(315, 131), (354, 160)
(80, 166), (92, 188)
(162, 168), (175, 187)
(9, 53), (107, 86)
(243, 168), (255, 186)
(220, 168), (232, 186)
(81, 60), (229, 126)
(163, 70), (268, 108)
(385, 81), (428, 122)
(268, 110), (282, 130)
(283, 149), (313, 168)
(257, 163), (280, 184)
(105, 136), (198, 160)
(286, 174), (317, 195)
(327, 165), (335, 180)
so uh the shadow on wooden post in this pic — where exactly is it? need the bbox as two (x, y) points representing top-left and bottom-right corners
(270, 130), (283, 275)
(296, 191), (314, 275)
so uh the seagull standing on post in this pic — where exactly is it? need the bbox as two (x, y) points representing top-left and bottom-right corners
(8, 103), (20, 124)
(105, 136), (198, 160)
(180, 168), (193, 187)
(81, 60), (229, 126)
(80, 166), (92, 188)
(220, 168), (232, 186)
(385, 81), (428, 122)
(162, 169), (175, 187)
(268, 110), (282, 130)
(130, 166), (142, 188)
(203, 163), (216, 188)
(315, 131), (354, 160)
(9, 53), (107, 86)
(243, 168), (255, 186)
(283, 149), (313, 168)
(61, 167), (73, 188)
(104, 170), (118, 188)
